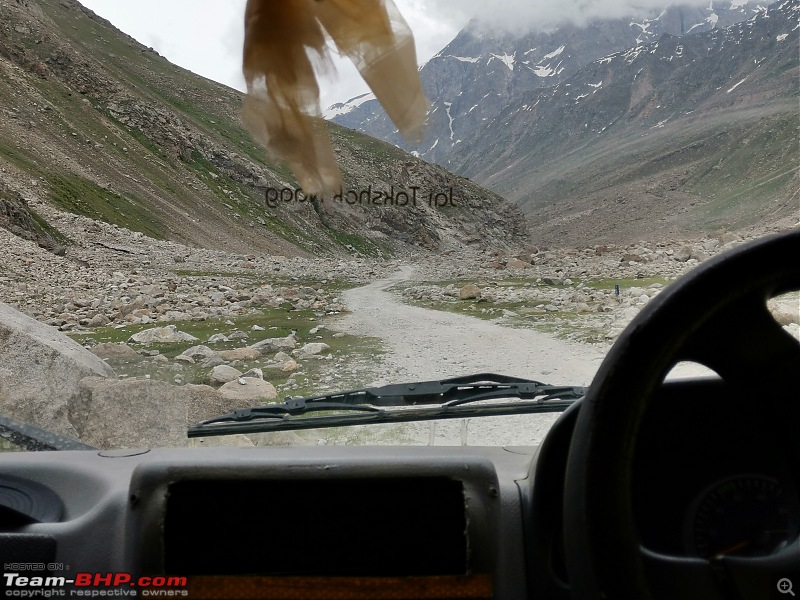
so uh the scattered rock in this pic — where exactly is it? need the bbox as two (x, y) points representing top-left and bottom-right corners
(177, 345), (220, 363)
(280, 358), (300, 372)
(506, 258), (529, 269)
(674, 246), (692, 262)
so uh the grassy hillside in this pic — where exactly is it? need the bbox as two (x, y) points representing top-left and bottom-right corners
(0, 0), (526, 257)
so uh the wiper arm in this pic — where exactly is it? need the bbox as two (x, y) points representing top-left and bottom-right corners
(188, 373), (586, 438)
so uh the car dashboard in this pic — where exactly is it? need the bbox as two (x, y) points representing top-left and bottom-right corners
(0, 378), (797, 599)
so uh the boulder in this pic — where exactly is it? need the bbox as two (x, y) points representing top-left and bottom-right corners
(177, 345), (222, 367)
(250, 334), (297, 353)
(190, 434), (255, 448)
(459, 284), (481, 300)
(129, 325), (198, 344)
(217, 347), (262, 361)
(184, 383), (251, 423)
(248, 431), (307, 446)
(210, 365), (242, 385)
(674, 246), (692, 262)
(90, 343), (141, 361)
(219, 378), (278, 402)
(295, 342), (331, 356)
(73, 379), (249, 448)
(73, 377), (187, 448)
(241, 368), (264, 380)
(0, 302), (115, 438)
(280, 358), (299, 373)
(506, 258), (529, 269)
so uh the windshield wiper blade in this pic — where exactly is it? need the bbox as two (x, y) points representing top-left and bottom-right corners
(188, 373), (587, 437)
(0, 415), (97, 451)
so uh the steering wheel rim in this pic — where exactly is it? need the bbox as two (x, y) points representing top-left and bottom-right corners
(563, 229), (800, 599)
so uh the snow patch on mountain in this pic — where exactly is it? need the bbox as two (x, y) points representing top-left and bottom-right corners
(325, 92), (376, 119)
(489, 53), (516, 71)
(543, 45), (566, 59)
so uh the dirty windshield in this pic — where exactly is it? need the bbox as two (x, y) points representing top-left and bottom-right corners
(0, 0), (797, 450)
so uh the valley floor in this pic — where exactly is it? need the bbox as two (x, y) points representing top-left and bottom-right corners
(1, 210), (797, 448)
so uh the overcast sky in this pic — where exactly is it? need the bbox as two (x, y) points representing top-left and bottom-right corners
(76, 0), (713, 108)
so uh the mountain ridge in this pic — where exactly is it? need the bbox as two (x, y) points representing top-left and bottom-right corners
(330, 1), (798, 245)
(0, 0), (527, 258)
(461, 0), (799, 243)
(330, 1), (770, 165)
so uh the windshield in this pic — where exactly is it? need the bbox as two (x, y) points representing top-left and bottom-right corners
(0, 0), (797, 451)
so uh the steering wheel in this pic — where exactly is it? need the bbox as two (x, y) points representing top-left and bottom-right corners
(563, 229), (800, 599)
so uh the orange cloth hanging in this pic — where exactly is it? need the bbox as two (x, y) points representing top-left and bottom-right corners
(242, 0), (428, 196)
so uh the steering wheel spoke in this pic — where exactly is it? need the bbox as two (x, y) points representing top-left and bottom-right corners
(639, 546), (727, 600)
(563, 231), (800, 600)
(680, 294), (800, 386)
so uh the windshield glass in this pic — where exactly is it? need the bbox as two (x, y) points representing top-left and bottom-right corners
(0, 0), (797, 451)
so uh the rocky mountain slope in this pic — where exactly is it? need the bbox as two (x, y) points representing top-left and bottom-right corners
(0, 0), (526, 259)
(331, 1), (798, 245)
(330, 1), (768, 166)
(466, 0), (799, 243)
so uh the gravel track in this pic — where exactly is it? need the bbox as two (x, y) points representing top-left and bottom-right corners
(331, 267), (606, 446)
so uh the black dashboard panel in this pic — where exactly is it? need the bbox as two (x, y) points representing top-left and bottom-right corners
(164, 477), (468, 577)
(0, 446), (533, 599)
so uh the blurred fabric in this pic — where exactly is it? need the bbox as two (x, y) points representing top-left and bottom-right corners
(242, 0), (428, 196)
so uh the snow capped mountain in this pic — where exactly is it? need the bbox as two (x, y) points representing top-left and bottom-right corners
(329, 0), (797, 243)
(329, 2), (775, 168)
(460, 0), (799, 243)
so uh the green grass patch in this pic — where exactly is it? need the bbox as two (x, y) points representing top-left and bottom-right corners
(69, 307), (386, 399)
(400, 293), (612, 344)
(45, 172), (166, 238)
(0, 140), (37, 171)
(70, 307), (312, 351)
(581, 276), (670, 290)
(328, 229), (391, 258)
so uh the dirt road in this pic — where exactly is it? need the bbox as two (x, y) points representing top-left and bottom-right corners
(332, 267), (607, 446)
(340, 266), (605, 385)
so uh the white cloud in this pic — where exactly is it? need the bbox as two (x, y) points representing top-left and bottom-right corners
(405, 0), (716, 34)
(76, 0), (717, 106)
(79, 0), (247, 91)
